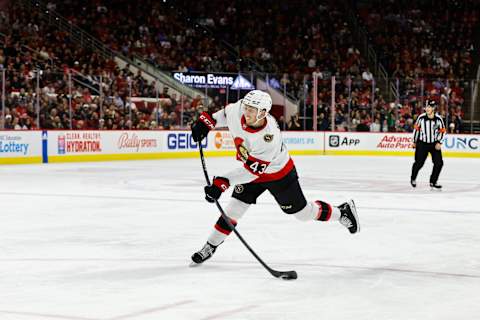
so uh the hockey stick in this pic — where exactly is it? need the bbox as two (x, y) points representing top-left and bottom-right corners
(198, 144), (297, 280)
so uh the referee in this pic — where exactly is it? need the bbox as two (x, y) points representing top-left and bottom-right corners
(410, 100), (446, 189)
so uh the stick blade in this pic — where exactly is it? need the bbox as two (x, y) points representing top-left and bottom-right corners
(273, 270), (298, 280)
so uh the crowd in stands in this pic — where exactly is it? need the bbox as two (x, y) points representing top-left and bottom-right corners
(356, 0), (480, 133)
(0, 0), (477, 133)
(46, 0), (374, 106)
(0, 2), (213, 130)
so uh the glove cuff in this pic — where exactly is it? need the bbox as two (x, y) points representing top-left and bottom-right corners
(213, 177), (230, 192)
(199, 112), (216, 130)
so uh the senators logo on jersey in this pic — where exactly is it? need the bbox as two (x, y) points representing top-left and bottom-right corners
(263, 134), (273, 143)
(237, 143), (249, 163)
(234, 185), (244, 194)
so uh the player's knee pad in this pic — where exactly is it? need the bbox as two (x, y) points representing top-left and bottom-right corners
(224, 198), (250, 220)
(278, 194), (307, 214)
(280, 202), (306, 215)
(273, 179), (308, 215)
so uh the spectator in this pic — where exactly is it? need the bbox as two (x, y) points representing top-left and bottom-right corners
(369, 119), (381, 132)
(159, 112), (171, 129)
(448, 115), (462, 134)
(288, 114), (302, 131)
(318, 113), (330, 131)
(362, 68), (373, 84)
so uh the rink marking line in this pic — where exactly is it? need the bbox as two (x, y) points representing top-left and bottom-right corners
(107, 300), (195, 320)
(0, 310), (96, 320)
(358, 206), (480, 215)
(3, 192), (480, 215)
(1, 258), (478, 279)
(210, 260), (480, 279)
(0, 300), (194, 320)
(198, 305), (258, 320)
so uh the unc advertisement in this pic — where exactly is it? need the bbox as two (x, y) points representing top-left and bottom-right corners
(441, 135), (479, 153)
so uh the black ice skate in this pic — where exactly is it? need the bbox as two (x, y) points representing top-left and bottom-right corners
(339, 200), (360, 234)
(191, 242), (218, 265)
(410, 179), (417, 188)
(430, 182), (442, 190)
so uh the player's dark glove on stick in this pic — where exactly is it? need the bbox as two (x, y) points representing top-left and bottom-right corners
(204, 177), (229, 203)
(192, 112), (216, 142)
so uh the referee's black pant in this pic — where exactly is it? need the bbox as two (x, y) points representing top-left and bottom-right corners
(411, 141), (443, 184)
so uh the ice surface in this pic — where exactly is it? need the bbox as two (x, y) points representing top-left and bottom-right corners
(0, 155), (479, 320)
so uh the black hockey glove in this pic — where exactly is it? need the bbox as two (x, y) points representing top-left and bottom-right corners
(204, 177), (230, 203)
(192, 112), (216, 142)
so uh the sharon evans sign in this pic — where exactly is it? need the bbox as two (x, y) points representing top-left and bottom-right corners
(172, 72), (255, 90)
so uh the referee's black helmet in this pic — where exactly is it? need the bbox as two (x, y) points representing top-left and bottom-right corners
(425, 99), (438, 108)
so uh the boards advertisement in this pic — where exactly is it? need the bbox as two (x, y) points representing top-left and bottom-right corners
(0, 131), (42, 164)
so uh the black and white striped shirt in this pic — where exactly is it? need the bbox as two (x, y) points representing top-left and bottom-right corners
(413, 113), (446, 144)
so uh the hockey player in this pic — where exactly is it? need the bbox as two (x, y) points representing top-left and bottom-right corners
(190, 90), (360, 264)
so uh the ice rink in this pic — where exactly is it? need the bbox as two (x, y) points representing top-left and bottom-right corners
(1, 155), (479, 320)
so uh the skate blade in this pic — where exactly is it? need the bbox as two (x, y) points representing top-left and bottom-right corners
(189, 261), (202, 268)
(347, 199), (360, 233)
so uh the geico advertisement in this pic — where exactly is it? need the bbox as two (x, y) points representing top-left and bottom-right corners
(282, 132), (323, 150)
(0, 131), (42, 157)
(49, 131), (161, 155)
(163, 131), (208, 151)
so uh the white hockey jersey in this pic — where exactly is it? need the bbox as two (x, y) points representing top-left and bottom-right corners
(212, 100), (293, 186)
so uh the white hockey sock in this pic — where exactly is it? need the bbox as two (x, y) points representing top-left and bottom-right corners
(294, 201), (341, 222)
(207, 229), (228, 247)
(207, 198), (250, 246)
(331, 206), (341, 221)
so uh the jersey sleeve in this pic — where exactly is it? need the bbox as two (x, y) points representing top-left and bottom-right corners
(435, 116), (446, 142)
(212, 108), (228, 128)
(413, 115), (422, 143)
(212, 103), (237, 128)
